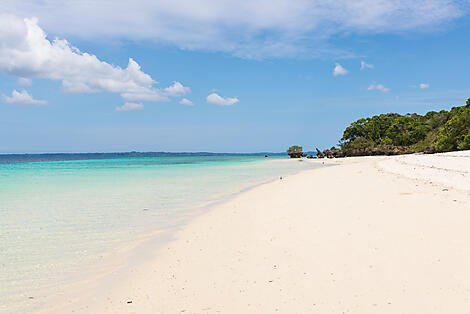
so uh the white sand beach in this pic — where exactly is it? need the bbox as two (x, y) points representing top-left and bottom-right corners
(42, 152), (470, 313)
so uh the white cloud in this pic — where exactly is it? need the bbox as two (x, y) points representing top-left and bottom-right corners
(360, 60), (374, 70)
(420, 83), (430, 89)
(164, 82), (191, 97)
(206, 93), (239, 106)
(3, 89), (47, 106)
(115, 102), (144, 112)
(121, 90), (168, 103)
(333, 63), (348, 76)
(179, 98), (194, 106)
(18, 77), (32, 85)
(0, 14), (187, 109)
(368, 83), (390, 92)
(2, 1), (467, 58)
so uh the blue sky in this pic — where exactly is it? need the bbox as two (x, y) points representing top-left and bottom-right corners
(1, 1), (470, 153)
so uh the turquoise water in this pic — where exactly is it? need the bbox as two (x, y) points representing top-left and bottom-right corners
(0, 156), (319, 312)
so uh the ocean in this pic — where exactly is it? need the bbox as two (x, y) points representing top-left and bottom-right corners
(0, 154), (321, 312)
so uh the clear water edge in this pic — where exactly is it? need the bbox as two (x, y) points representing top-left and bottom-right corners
(0, 156), (322, 313)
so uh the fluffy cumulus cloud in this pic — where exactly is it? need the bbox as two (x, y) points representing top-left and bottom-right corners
(206, 93), (239, 106)
(420, 83), (430, 89)
(333, 63), (348, 76)
(115, 102), (144, 112)
(368, 83), (390, 92)
(3, 89), (47, 106)
(164, 82), (191, 97)
(179, 98), (194, 106)
(0, 14), (189, 109)
(360, 61), (374, 70)
(2, 0), (468, 58)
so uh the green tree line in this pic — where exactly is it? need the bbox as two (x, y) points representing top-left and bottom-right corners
(337, 98), (470, 156)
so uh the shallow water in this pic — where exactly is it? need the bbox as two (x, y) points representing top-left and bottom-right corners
(0, 155), (320, 312)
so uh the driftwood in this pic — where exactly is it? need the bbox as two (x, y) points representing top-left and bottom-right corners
(315, 148), (324, 158)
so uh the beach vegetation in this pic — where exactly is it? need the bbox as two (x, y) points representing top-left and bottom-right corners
(287, 145), (304, 158)
(331, 98), (470, 157)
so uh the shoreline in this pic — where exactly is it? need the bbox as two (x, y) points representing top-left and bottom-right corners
(40, 153), (470, 313)
(18, 159), (321, 314)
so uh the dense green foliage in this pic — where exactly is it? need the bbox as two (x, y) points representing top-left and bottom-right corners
(338, 98), (470, 156)
(286, 145), (304, 158)
(286, 145), (303, 154)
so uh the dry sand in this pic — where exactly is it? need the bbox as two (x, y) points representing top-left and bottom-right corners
(42, 152), (470, 313)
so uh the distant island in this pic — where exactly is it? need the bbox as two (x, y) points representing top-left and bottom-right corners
(288, 97), (470, 158)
